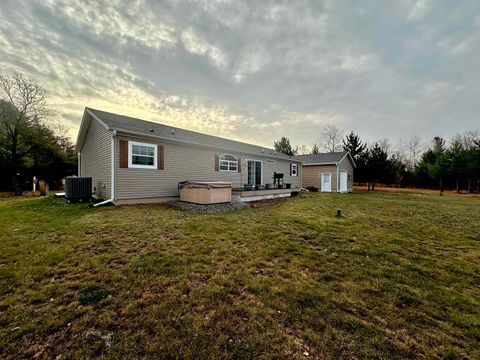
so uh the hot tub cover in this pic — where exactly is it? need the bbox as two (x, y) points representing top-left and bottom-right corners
(179, 181), (232, 189)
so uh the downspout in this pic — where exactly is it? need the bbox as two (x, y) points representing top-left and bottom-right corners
(94, 130), (116, 207)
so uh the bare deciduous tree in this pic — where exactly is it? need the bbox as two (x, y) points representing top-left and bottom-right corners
(0, 72), (51, 192)
(0, 72), (49, 120)
(294, 144), (309, 155)
(406, 135), (422, 170)
(377, 138), (391, 155)
(318, 124), (344, 152)
(452, 130), (480, 150)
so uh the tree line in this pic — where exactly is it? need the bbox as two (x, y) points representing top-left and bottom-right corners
(274, 125), (480, 193)
(0, 72), (77, 193)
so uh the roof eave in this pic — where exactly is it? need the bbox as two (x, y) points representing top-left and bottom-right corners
(76, 108), (92, 151)
(113, 127), (301, 162)
(76, 108), (112, 151)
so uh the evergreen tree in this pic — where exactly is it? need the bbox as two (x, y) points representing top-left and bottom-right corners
(365, 143), (389, 191)
(273, 136), (295, 156)
(311, 144), (319, 154)
(343, 131), (366, 159)
(343, 131), (367, 183)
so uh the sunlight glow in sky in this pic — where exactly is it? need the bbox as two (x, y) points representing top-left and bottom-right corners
(1, 0), (479, 148)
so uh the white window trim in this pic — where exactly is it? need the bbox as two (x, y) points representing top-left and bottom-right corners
(291, 163), (298, 177)
(128, 140), (157, 169)
(219, 154), (238, 172)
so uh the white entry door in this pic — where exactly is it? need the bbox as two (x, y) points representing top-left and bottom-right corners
(340, 171), (348, 192)
(321, 172), (331, 192)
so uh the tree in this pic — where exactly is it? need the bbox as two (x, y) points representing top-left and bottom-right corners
(311, 143), (319, 154)
(343, 131), (367, 183)
(387, 153), (407, 185)
(0, 72), (76, 192)
(428, 152), (450, 195)
(273, 136), (295, 156)
(452, 130), (480, 150)
(319, 124), (344, 152)
(364, 143), (389, 191)
(294, 144), (309, 155)
(377, 138), (392, 154)
(415, 136), (450, 195)
(0, 73), (50, 192)
(343, 131), (366, 159)
(432, 136), (446, 154)
(466, 146), (480, 193)
(27, 122), (77, 186)
(447, 141), (468, 192)
(406, 135), (422, 171)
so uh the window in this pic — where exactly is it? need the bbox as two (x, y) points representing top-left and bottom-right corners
(322, 173), (330, 183)
(128, 141), (157, 169)
(219, 154), (238, 172)
(291, 163), (298, 176)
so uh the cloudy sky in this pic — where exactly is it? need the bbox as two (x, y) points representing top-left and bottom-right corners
(0, 0), (479, 149)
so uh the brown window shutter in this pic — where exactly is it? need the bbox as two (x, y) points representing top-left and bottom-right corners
(119, 139), (128, 168)
(215, 154), (219, 171)
(158, 145), (164, 170)
(290, 163), (292, 176)
(237, 158), (241, 172)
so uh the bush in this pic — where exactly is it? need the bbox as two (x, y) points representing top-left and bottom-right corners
(306, 186), (319, 192)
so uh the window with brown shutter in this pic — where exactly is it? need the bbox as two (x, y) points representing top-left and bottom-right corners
(237, 158), (241, 172)
(119, 139), (128, 168)
(214, 154), (219, 171)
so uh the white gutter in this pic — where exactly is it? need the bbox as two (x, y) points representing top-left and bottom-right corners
(94, 130), (116, 207)
(77, 152), (81, 176)
(111, 127), (298, 163)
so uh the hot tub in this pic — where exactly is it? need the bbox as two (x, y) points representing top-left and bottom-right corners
(179, 181), (232, 204)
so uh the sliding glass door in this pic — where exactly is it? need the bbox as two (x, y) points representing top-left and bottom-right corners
(247, 160), (262, 185)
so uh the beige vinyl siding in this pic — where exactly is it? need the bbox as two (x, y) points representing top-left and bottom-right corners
(301, 155), (354, 192)
(337, 155), (354, 191)
(302, 165), (337, 191)
(115, 135), (301, 200)
(79, 115), (111, 199)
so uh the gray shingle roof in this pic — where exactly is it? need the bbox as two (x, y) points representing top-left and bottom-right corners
(87, 108), (298, 161)
(293, 151), (348, 164)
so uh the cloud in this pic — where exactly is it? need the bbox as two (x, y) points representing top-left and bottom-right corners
(180, 28), (228, 69)
(408, 0), (432, 21)
(0, 0), (479, 148)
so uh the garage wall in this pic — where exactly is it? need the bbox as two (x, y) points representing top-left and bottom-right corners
(302, 165), (337, 191)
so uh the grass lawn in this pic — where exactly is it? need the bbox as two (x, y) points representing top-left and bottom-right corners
(0, 192), (479, 359)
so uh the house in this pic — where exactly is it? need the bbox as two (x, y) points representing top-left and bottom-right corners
(294, 151), (355, 192)
(76, 108), (302, 204)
